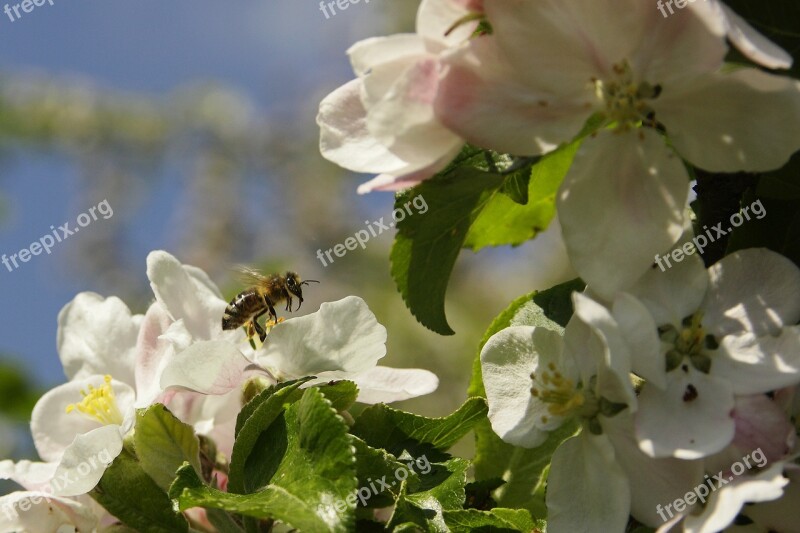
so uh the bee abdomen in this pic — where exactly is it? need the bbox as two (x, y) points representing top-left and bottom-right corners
(221, 290), (265, 330)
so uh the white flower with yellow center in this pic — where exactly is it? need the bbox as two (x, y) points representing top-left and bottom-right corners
(436, 0), (800, 299)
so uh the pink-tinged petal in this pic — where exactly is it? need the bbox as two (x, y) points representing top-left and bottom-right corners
(52, 425), (122, 497)
(713, 328), (800, 395)
(629, 253), (708, 330)
(702, 248), (800, 338)
(56, 292), (140, 386)
(257, 296), (387, 380)
(31, 377), (134, 463)
(437, 36), (592, 156)
(160, 340), (255, 396)
(319, 79), (440, 177)
(367, 58), (463, 161)
(655, 69), (800, 172)
(146, 250), (227, 341)
(315, 366), (438, 404)
(481, 326), (572, 447)
(133, 302), (176, 407)
(558, 129), (687, 300)
(547, 432), (630, 533)
(348, 35), (426, 77)
(684, 463), (788, 533)
(712, 1), (793, 70)
(0, 491), (98, 533)
(705, 394), (795, 478)
(0, 461), (57, 492)
(637, 369), (735, 459)
(604, 413), (704, 528)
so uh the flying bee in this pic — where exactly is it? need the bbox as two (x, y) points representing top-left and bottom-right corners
(222, 267), (319, 342)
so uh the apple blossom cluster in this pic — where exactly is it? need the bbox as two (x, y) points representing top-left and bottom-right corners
(0, 250), (438, 531)
(317, 0), (800, 531)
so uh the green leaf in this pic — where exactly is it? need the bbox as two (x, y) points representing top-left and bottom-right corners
(392, 167), (505, 334)
(134, 404), (202, 491)
(351, 398), (488, 457)
(351, 437), (421, 508)
(171, 387), (357, 532)
(316, 380), (359, 411)
(91, 448), (188, 533)
(465, 141), (580, 251)
(229, 379), (309, 494)
(499, 161), (536, 204)
(467, 280), (583, 517)
(388, 458), (470, 532)
(443, 508), (541, 532)
(235, 377), (311, 438)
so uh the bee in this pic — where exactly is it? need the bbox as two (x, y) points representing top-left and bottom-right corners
(222, 267), (319, 342)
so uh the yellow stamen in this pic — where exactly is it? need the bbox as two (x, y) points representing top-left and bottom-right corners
(65, 375), (124, 426)
(530, 368), (585, 419)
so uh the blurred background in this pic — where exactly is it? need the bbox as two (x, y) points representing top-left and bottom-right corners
(0, 1), (542, 472)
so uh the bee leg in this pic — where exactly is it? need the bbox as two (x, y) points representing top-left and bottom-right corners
(253, 319), (267, 343)
(285, 296), (292, 312)
(268, 303), (278, 324)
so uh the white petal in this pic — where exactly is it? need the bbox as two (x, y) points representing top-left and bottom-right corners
(713, 329), (800, 395)
(629, 252), (708, 329)
(52, 425), (123, 496)
(160, 340), (255, 396)
(684, 463), (788, 533)
(355, 147), (458, 194)
(571, 293), (636, 409)
(56, 292), (139, 385)
(146, 250), (227, 341)
(717, 2), (793, 70)
(636, 369), (735, 459)
(417, 0), (476, 51)
(480, 326), (571, 447)
(316, 366), (438, 404)
(547, 432), (630, 533)
(612, 293), (665, 389)
(745, 468), (800, 532)
(31, 377), (134, 463)
(0, 491), (98, 533)
(558, 129), (688, 300)
(702, 248), (800, 338)
(133, 303), (181, 407)
(604, 413), (704, 528)
(257, 296), (387, 380)
(0, 461), (57, 492)
(348, 35), (426, 77)
(655, 69), (800, 172)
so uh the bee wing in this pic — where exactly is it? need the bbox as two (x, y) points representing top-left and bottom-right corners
(233, 265), (271, 285)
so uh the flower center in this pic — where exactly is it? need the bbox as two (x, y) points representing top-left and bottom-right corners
(595, 60), (661, 129)
(660, 313), (717, 373)
(65, 375), (124, 426)
(530, 362), (586, 422)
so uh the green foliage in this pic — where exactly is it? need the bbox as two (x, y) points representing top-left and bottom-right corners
(134, 404), (202, 491)
(91, 448), (188, 533)
(351, 398), (488, 457)
(0, 361), (41, 421)
(171, 387), (358, 532)
(443, 508), (541, 532)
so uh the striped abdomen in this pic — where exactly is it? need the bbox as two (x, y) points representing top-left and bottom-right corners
(222, 289), (267, 330)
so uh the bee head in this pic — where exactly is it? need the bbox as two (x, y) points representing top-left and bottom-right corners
(285, 272), (319, 311)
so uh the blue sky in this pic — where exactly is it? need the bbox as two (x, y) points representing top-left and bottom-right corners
(0, 0), (404, 385)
